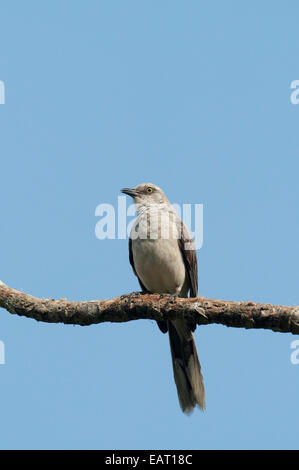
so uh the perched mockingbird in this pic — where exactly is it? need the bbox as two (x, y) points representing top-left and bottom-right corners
(121, 183), (205, 413)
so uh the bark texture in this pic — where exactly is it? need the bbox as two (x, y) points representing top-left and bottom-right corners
(0, 281), (298, 334)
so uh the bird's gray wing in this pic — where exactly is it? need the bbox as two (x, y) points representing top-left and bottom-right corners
(176, 221), (198, 333)
(157, 220), (198, 335)
(178, 221), (198, 298)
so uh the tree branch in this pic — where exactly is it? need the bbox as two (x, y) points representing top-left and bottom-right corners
(0, 281), (298, 334)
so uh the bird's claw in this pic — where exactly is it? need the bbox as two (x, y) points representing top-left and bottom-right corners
(159, 293), (179, 308)
(120, 291), (144, 307)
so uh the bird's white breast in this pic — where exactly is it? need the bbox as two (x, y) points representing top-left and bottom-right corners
(131, 208), (186, 295)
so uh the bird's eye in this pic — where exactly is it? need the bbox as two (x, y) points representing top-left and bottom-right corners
(146, 187), (153, 194)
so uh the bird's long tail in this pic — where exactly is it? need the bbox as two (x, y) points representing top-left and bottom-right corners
(168, 319), (205, 414)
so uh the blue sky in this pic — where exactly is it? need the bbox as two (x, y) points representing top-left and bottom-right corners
(0, 0), (299, 450)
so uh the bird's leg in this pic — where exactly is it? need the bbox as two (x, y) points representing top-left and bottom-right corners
(120, 291), (142, 300)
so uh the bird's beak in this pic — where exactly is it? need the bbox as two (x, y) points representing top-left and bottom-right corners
(121, 187), (139, 198)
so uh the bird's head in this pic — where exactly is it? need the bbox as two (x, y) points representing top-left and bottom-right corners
(121, 183), (169, 206)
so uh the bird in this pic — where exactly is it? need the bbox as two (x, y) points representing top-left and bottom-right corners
(121, 183), (205, 414)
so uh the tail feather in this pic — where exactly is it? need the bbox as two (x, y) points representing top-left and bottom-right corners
(168, 319), (205, 413)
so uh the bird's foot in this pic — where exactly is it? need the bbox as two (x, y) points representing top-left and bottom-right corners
(159, 293), (179, 308)
(120, 291), (145, 307)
